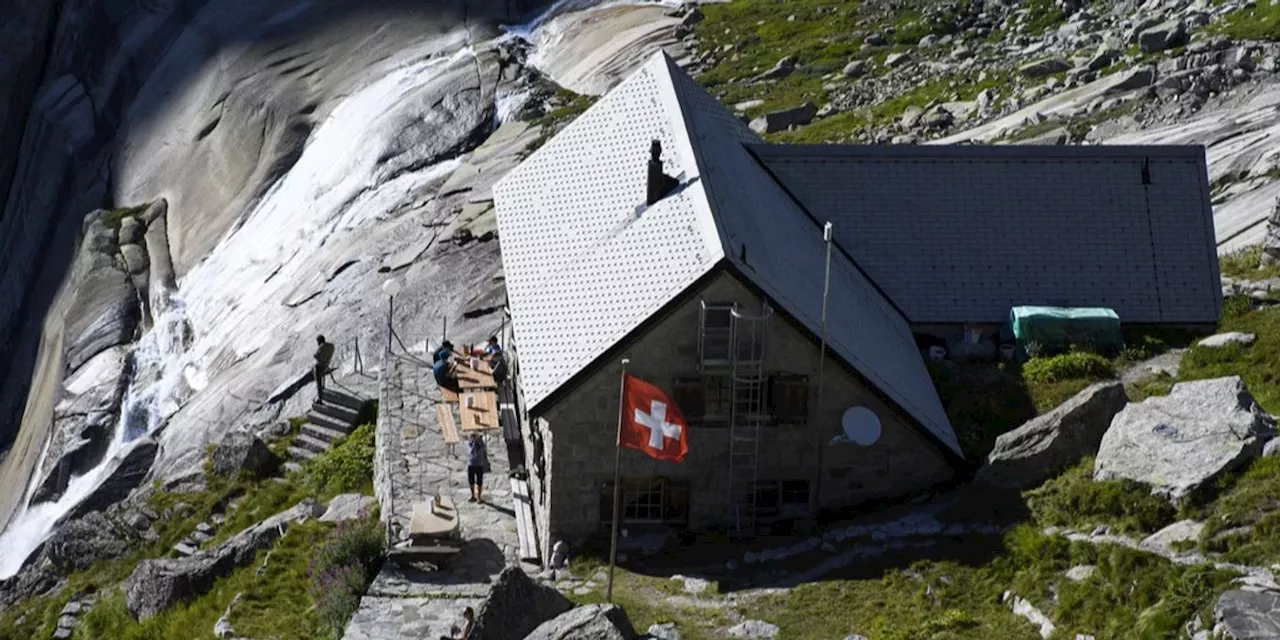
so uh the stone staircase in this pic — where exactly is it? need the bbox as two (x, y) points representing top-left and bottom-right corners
(287, 388), (369, 465)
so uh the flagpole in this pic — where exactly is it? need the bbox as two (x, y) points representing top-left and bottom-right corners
(607, 358), (630, 603)
(814, 222), (833, 515)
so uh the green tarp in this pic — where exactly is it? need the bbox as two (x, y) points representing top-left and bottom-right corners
(1009, 306), (1124, 355)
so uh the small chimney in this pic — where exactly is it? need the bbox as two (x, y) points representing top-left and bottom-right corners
(646, 140), (680, 206)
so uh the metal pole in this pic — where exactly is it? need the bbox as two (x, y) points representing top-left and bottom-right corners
(386, 295), (395, 358)
(607, 358), (630, 603)
(814, 222), (833, 515)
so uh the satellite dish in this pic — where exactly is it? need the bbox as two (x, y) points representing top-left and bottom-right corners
(841, 407), (882, 446)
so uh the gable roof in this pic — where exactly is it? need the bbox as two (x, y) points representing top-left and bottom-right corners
(752, 144), (1221, 325)
(493, 52), (964, 459)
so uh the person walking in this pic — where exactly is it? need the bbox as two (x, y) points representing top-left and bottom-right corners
(314, 335), (336, 403)
(467, 433), (489, 503)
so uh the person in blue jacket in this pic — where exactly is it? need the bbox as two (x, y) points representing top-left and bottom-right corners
(433, 340), (459, 391)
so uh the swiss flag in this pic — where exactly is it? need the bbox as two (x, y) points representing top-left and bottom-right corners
(620, 373), (689, 463)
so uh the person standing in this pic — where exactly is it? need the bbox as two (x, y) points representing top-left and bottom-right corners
(467, 433), (489, 503)
(314, 335), (336, 403)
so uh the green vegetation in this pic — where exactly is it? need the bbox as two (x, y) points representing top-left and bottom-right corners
(1196, 456), (1280, 565)
(527, 89), (601, 152)
(1026, 459), (1176, 535)
(0, 422), (381, 640)
(1219, 245), (1280, 280)
(1215, 0), (1280, 41)
(1181, 305), (1280, 410)
(1022, 352), (1114, 385)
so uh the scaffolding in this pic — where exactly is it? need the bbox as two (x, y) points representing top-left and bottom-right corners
(699, 300), (772, 537)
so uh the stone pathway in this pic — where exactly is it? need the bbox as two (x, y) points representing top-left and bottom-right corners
(346, 352), (520, 640)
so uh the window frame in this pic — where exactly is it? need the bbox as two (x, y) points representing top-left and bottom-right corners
(769, 373), (810, 425)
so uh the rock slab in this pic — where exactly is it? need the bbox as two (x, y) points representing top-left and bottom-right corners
(319, 494), (378, 523)
(1198, 332), (1257, 348)
(524, 604), (638, 640)
(125, 499), (319, 619)
(1094, 377), (1276, 504)
(470, 565), (574, 640)
(1214, 590), (1280, 639)
(45, 511), (130, 573)
(211, 430), (279, 477)
(978, 382), (1128, 489)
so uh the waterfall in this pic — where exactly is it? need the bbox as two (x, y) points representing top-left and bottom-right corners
(0, 288), (195, 579)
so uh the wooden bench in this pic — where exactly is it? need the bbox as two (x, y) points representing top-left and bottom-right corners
(441, 386), (459, 404)
(437, 404), (460, 455)
(511, 478), (539, 562)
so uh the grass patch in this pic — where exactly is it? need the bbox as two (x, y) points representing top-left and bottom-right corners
(1219, 245), (1280, 280)
(1216, 0), (1280, 41)
(565, 558), (732, 640)
(1022, 352), (1113, 385)
(1196, 456), (1280, 565)
(527, 89), (601, 153)
(1180, 305), (1280, 411)
(1025, 459), (1177, 535)
(307, 422), (376, 499)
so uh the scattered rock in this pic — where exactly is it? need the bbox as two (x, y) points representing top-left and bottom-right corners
(648, 622), (681, 640)
(728, 620), (779, 639)
(749, 103), (817, 134)
(1198, 332), (1257, 348)
(523, 604), (638, 640)
(1006, 592), (1056, 639)
(884, 52), (912, 68)
(978, 382), (1128, 489)
(471, 565), (574, 640)
(1021, 58), (1071, 78)
(1140, 520), (1204, 556)
(1139, 20), (1189, 54)
(1213, 590), (1280, 639)
(213, 592), (242, 638)
(125, 499), (320, 620)
(45, 511), (130, 573)
(842, 60), (868, 77)
(318, 494), (378, 522)
(754, 56), (797, 81)
(1107, 66), (1157, 93)
(211, 429), (279, 478)
(1065, 565), (1096, 582)
(1094, 377), (1276, 504)
(1265, 438), (1280, 458)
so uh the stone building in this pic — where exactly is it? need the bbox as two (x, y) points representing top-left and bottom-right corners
(492, 52), (1219, 563)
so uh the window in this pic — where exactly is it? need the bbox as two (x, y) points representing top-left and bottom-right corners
(770, 374), (810, 423)
(672, 377), (704, 423)
(754, 482), (780, 518)
(600, 478), (690, 525)
(781, 480), (810, 507)
(732, 377), (767, 420)
(700, 303), (734, 363)
(704, 375), (731, 424)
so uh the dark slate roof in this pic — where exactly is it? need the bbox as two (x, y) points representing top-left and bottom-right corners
(750, 144), (1222, 325)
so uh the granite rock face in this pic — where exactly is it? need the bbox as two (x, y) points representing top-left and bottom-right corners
(978, 381), (1128, 489)
(44, 511), (131, 573)
(1213, 590), (1280, 639)
(523, 604), (638, 640)
(471, 565), (574, 640)
(211, 430), (278, 478)
(1094, 377), (1276, 504)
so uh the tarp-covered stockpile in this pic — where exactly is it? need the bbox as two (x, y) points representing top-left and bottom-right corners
(1010, 306), (1124, 356)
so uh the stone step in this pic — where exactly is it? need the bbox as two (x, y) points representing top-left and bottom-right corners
(288, 445), (319, 461)
(312, 401), (360, 424)
(320, 389), (366, 412)
(306, 411), (352, 433)
(294, 433), (330, 454)
(302, 423), (348, 444)
(283, 461), (304, 474)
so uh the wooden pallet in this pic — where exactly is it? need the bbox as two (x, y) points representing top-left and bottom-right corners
(511, 478), (539, 562)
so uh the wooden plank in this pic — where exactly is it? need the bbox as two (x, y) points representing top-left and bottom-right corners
(459, 391), (499, 432)
(437, 404), (461, 445)
(456, 356), (496, 390)
(511, 478), (539, 562)
(441, 386), (459, 404)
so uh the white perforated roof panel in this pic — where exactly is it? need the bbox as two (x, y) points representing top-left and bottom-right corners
(493, 55), (723, 411)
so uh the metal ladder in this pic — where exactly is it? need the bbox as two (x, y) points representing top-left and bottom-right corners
(728, 304), (771, 538)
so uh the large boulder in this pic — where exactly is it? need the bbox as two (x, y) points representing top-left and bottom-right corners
(471, 565), (573, 640)
(125, 498), (319, 619)
(978, 382), (1128, 489)
(1138, 20), (1188, 54)
(1094, 377), (1276, 504)
(70, 437), (158, 519)
(44, 511), (131, 573)
(1212, 590), (1280, 639)
(523, 604), (637, 640)
(749, 103), (818, 134)
(319, 494), (378, 523)
(211, 430), (279, 477)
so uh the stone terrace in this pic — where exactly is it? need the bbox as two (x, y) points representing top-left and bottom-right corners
(346, 352), (520, 639)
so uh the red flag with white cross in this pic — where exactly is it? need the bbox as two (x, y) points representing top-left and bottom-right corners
(619, 373), (689, 463)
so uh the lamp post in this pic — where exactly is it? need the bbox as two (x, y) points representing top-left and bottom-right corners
(382, 277), (403, 356)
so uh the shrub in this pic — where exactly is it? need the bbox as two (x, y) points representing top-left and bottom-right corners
(1022, 352), (1113, 385)
(308, 423), (375, 497)
(1026, 459), (1176, 535)
(308, 517), (384, 633)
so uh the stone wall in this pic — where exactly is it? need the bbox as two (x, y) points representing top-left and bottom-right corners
(530, 270), (954, 546)
(374, 353), (404, 541)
